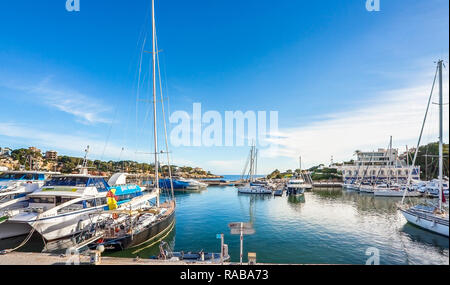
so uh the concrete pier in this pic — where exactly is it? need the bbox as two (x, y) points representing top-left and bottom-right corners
(0, 252), (232, 265)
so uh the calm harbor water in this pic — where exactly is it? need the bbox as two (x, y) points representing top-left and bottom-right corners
(1, 186), (448, 264)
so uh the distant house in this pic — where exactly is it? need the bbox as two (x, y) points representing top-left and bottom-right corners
(193, 167), (205, 173)
(0, 147), (12, 157)
(45, 150), (58, 160)
(28, 147), (41, 154)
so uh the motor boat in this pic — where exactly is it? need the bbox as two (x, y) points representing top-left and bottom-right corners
(286, 179), (307, 195)
(0, 173), (149, 240)
(178, 178), (208, 190)
(0, 171), (59, 215)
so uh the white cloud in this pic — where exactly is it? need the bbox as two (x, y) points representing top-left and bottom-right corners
(0, 122), (135, 161)
(259, 81), (449, 169)
(2, 77), (112, 125)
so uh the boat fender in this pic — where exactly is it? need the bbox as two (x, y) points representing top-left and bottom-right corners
(107, 189), (118, 210)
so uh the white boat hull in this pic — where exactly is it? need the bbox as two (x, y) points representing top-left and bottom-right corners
(29, 207), (104, 241)
(374, 190), (421, 197)
(238, 187), (272, 194)
(0, 221), (32, 239)
(359, 187), (374, 194)
(400, 209), (449, 237)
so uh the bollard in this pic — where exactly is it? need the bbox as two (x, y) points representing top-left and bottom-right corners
(223, 244), (229, 262)
(90, 250), (101, 265)
(248, 252), (256, 265)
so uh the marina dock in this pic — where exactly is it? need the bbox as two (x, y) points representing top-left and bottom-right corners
(0, 252), (233, 265)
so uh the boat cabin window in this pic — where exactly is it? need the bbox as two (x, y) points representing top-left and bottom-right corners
(44, 177), (89, 187)
(57, 200), (84, 214)
(54, 196), (75, 205)
(87, 178), (109, 192)
(29, 196), (55, 204)
(0, 173), (37, 180)
(57, 199), (97, 214)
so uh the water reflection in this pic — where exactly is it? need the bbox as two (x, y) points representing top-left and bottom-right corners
(312, 188), (343, 199)
(0, 186), (448, 264)
(287, 194), (305, 204)
(286, 194), (305, 213)
(401, 223), (449, 249)
(339, 189), (422, 214)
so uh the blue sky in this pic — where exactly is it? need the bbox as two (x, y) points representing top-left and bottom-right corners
(0, 0), (449, 174)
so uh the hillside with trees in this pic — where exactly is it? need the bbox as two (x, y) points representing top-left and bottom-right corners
(1, 147), (220, 178)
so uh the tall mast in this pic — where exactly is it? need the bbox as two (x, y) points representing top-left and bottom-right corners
(254, 148), (258, 179)
(250, 144), (255, 183)
(152, 0), (159, 206)
(438, 60), (443, 211)
(80, 145), (89, 175)
(388, 136), (392, 186)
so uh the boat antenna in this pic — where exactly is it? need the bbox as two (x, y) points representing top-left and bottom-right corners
(79, 145), (90, 175)
(299, 156), (302, 174)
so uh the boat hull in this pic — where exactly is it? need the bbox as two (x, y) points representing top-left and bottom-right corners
(400, 209), (449, 237)
(274, 190), (283, 197)
(0, 221), (32, 239)
(238, 187), (272, 194)
(287, 188), (305, 195)
(106, 207), (176, 250)
(30, 207), (104, 241)
(374, 190), (421, 197)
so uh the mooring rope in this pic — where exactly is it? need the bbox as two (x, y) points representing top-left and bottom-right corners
(1, 211), (43, 254)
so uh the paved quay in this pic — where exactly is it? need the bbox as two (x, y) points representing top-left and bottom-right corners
(0, 252), (233, 265)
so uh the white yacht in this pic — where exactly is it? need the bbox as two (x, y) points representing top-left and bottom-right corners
(399, 60), (448, 237)
(238, 184), (272, 194)
(424, 179), (449, 197)
(178, 178), (208, 190)
(237, 144), (272, 195)
(286, 179), (307, 195)
(0, 171), (59, 214)
(374, 185), (421, 197)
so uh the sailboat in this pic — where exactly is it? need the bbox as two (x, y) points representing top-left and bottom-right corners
(399, 60), (449, 237)
(372, 137), (421, 197)
(237, 145), (272, 194)
(93, 0), (176, 249)
(0, 147), (148, 241)
(0, 171), (59, 216)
